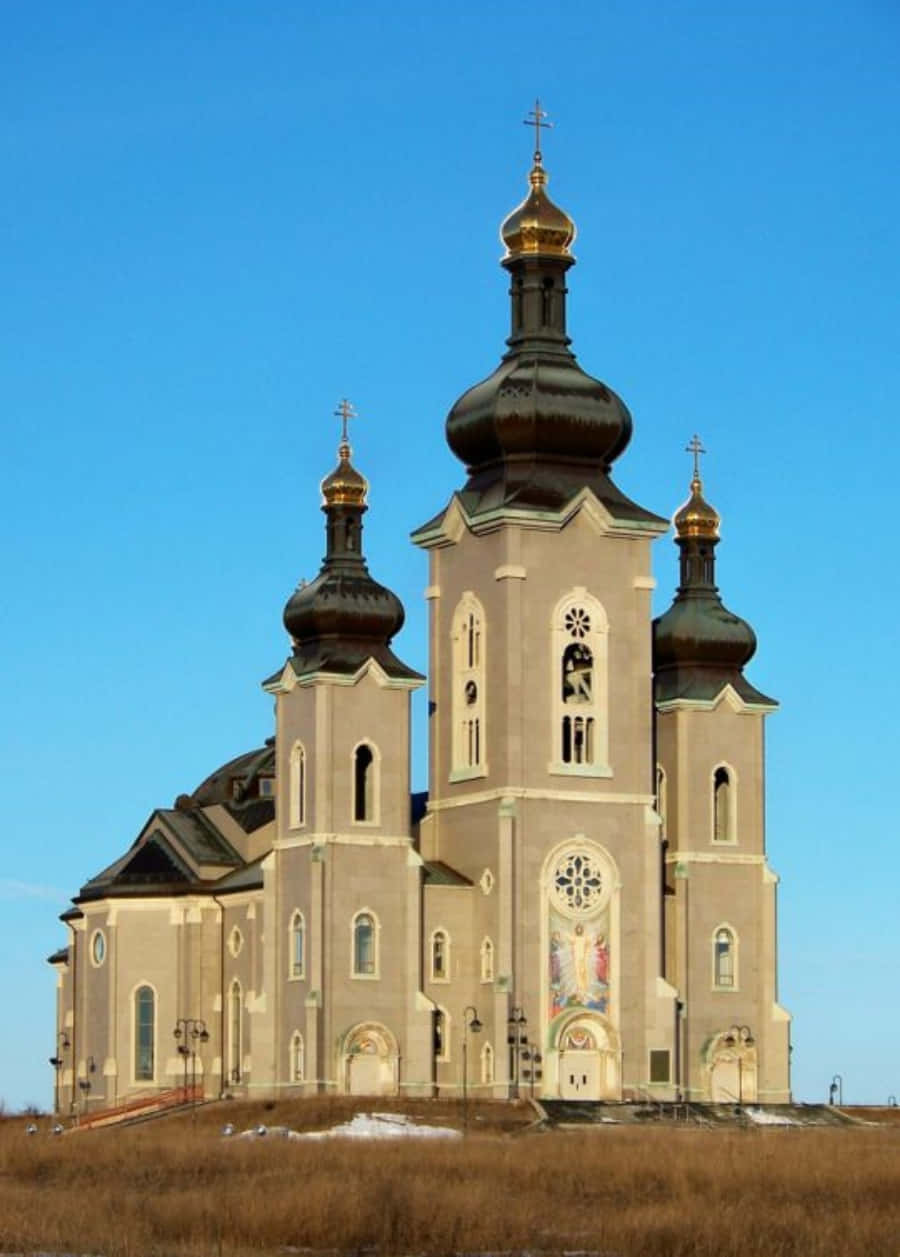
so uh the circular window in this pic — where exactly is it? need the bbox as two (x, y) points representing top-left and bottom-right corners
(550, 848), (606, 916)
(91, 930), (106, 967)
(564, 607), (591, 639)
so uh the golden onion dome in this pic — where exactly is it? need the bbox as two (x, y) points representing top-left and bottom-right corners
(674, 473), (720, 539)
(500, 158), (576, 260)
(321, 440), (368, 507)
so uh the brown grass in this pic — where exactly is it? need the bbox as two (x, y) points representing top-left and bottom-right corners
(0, 1100), (897, 1257)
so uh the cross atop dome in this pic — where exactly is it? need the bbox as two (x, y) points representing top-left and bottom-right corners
(523, 98), (553, 166)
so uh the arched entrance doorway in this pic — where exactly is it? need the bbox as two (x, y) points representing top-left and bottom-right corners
(557, 1017), (620, 1101)
(708, 1029), (758, 1103)
(343, 1023), (398, 1096)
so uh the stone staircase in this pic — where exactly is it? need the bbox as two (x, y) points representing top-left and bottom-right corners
(536, 1099), (857, 1128)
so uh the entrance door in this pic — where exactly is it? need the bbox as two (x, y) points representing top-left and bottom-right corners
(349, 1053), (382, 1095)
(560, 1050), (600, 1100)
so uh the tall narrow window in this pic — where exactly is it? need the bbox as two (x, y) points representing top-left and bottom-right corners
(354, 744), (375, 822)
(229, 980), (242, 1083)
(291, 1031), (304, 1082)
(353, 911), (376, 976)
(714, 927), (735, 988)
(290, 742), (306, 828)
(713, 767), (732, 842)
(552, 592), (609, 774)
(134, 985), (154, 1081)
(480, 936), (494, 983)
(431, 929), (449, 981)
(656, 765), (667, 839)
(289, 911), (305, 979)
(451, 594), (486, 778)
(481, 1041), (494, 1085)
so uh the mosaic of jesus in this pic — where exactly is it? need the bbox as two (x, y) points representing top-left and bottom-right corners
(549, 915), (610, 1018)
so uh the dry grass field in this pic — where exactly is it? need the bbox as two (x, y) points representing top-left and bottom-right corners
(0, 1099), (897, 1257)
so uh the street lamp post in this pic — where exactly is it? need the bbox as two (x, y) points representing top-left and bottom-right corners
(507, 1007), (528, 1099)
(173, 1018), (210, 1117)
(829, 1073), (843, 1107)
(49, 1032), (71, 1116)
(461, 1005), (482, 1131)
(723, 1025), (754, 1106)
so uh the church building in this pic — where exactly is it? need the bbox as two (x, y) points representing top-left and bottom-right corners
(49, 122), (791, 1111)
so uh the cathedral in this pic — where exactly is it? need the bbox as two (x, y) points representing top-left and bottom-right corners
(49, 124), (791, 1112)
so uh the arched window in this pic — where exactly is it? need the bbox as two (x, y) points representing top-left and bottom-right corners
(656, 765), (667, 839)
(714, 927), (736, 989)
(353, 911), (377, 977)
(229, 980), (242, 1083)
(290, 742), (306, 828)
(353, 743), (377, 823)
(434, 1007), (450, 1061)
(481, 1041), (494, 1085)
(134, 985), (155, 1081)
(431, 929), (449, 982)
(713, 766), (734, 843)
(289, 911), (305, 980)
(480, 936), (494, 983)
(551, 591), (609, 774)
(290, 1031), (304, 1082)
(451, 593), (486, 779)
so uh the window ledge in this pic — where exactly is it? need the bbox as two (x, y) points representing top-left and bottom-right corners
(351, 973), (380, 981)
(449, 766), (489, 784)
(548, 762), (613, 779)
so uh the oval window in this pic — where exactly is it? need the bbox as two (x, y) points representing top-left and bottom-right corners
(91, 930), (106, 967)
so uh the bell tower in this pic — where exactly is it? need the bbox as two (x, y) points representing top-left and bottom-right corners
(413, 107), (678, 1100)
(654, 441), (791, 1102)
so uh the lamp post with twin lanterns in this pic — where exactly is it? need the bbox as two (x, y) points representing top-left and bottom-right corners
(521, 1042), (543, 1098)
(49, 1031), (71, 1116)
(173, 1018), (209, 1117)
(507, 1007), (528, 1099)
(723, 1025), (754, 1106)
(461, 1005), (483, 1131)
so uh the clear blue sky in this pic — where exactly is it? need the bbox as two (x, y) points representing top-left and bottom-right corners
(2, 0), (898, 1110)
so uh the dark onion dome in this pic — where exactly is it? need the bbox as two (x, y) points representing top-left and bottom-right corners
(440, 148), (662, 527)
(653, 470), (775, 706)
(280, 438), (421, 682)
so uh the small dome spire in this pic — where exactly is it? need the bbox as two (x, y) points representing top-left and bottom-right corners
(673, 473), (720, 539)
(500, 161), (575, 260)
(674, 433), (719, 538)
(321, 439), (368, 507)
(500, 99), (575, 260)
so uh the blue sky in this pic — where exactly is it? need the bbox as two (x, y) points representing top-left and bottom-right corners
(2, 0), (898, 1110)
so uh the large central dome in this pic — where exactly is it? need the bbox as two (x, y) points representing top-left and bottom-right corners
(441, 146), (659, 526)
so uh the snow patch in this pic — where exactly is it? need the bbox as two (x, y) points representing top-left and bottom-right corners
(743, 1107), (799, 1126)
(227, 1112), (462, 1141)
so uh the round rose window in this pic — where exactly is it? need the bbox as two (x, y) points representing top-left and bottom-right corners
(551, 850), (604, 915)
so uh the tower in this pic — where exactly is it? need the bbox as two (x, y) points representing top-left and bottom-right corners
(262, 410), (432, 1095)
(413, 114), (678, 1100)
(653, 447), (791, 1101)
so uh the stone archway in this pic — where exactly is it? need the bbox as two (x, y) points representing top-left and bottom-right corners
(343, 1022), (398, 1096)
(707, 1030), (758, 1103)
(556, 1015), (620, 1101)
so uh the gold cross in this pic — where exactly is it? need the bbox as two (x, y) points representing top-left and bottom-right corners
(685, 434), (706, 481)
(523, 98), (553, 165)
(334, 398), (357, 445)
